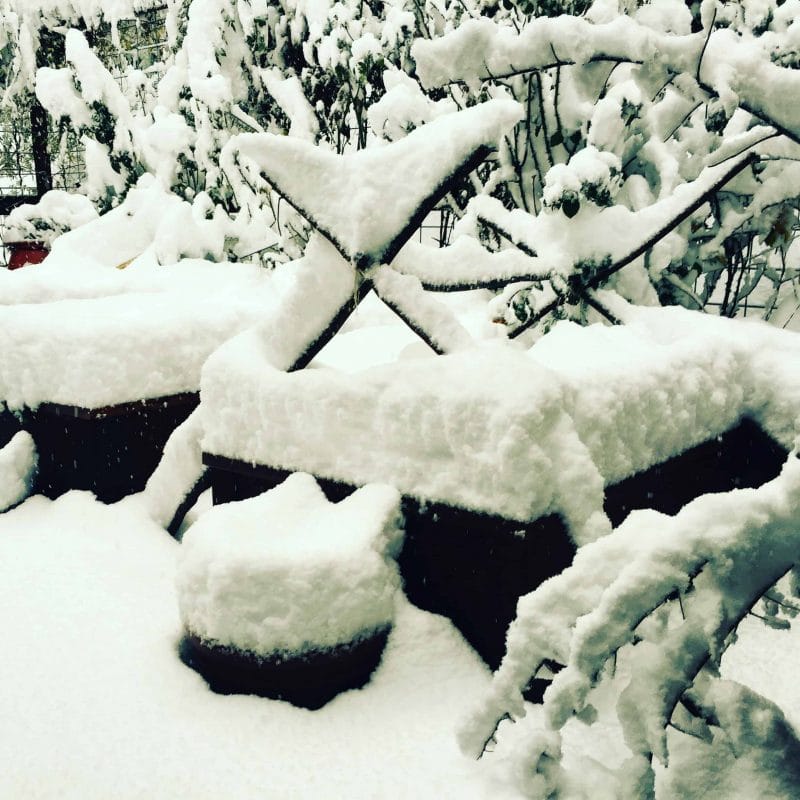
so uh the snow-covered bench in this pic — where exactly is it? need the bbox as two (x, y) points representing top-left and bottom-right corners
(198, 305), (798, 671)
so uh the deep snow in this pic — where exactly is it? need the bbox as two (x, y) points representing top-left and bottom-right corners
(0, 491), (520, 800)
(0, 490), (798, 799)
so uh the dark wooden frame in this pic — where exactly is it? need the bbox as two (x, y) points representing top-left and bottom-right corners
(19, 392), (199, 503)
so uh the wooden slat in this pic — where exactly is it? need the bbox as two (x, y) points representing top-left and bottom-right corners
(38, 391), (199, 420)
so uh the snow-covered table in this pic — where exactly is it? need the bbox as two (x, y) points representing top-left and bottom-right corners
(199, 306), (799, 670)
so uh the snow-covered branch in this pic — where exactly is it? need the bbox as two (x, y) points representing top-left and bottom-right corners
(413, 15), (800, 145)
(412, 17), (700, 90)
(508, 148), (760, 337)
(390, 237), (549, 291)
(460, 452), (800, 793)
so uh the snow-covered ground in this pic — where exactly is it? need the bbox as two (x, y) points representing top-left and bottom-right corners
(0, 488), (797, 799)
(0, 490), (521, 800)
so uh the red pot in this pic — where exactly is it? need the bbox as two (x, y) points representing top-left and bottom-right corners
(7, 241), (49, 270)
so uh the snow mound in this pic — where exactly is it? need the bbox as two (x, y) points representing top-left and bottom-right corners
(176, 473), (403, 655)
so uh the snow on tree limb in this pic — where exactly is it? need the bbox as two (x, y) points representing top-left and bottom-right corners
(587, 149), (759, 285)
(460, 452), (800, 790)
(412, 16), (701, 90)
(507, 148), (759, 338)
(457, 511), (642, 759)
(413, 16), (800, 144)
(390, 150), (757, 318)
(551, 455), (800, 762)
(699, 29), (800, 146)
(391, 237), (549, 291)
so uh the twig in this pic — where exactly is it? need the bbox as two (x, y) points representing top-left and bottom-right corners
(588, 151), (759, 289)
(550, 46), (572, 157)
(476, 712), (516, 759)
(476, 215), (538, 258)
(481, 54), (642, 83)
(581, 289), (622, 325)
(508, 295), (562, 339)
(695, 8), (717, 84)
(765, 593), (800, 613)
(535, 71), (554, 169)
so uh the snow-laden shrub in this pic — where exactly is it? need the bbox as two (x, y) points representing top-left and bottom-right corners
(459, 451), (800, 798)
(7, 0), (428, 264)
(4, 189), (97, 245)
(407, 0), (800, 330)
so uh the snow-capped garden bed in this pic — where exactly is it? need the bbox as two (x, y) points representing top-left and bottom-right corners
(198, 304), (797, 673)
(0, 203), (281, 501)
(202, 304), (799, 528)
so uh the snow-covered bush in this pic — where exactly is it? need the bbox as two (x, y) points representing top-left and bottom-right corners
(4, 189), (97, 245)
(12, 0), (428, 264)
(0, 0), (169, 100)
(404, 0), (800, 331)
(0, 1), (170, 199)
(460, 451), (800, 798)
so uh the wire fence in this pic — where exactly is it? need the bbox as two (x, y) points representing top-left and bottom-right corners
(0, 6), (169, 217)
(0, 6), (169, 263)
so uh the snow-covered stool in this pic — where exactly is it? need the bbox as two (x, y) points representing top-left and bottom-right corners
(176, 473), (403, 709)
(0, 255), (278, 502)
(198, 307), (798, 678)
